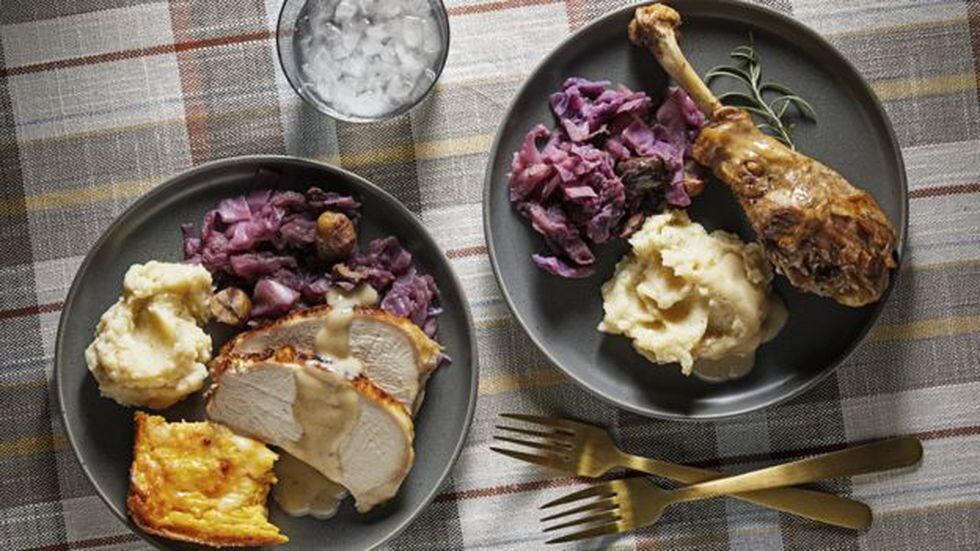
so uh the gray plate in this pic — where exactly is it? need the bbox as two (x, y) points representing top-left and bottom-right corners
(55, 156), (478, 550)
(483, 1), (907, 420)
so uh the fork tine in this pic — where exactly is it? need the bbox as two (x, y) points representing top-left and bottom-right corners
(493, 435), (569, 452)
(543, 511), (620, 533)
(490, 447), (568, 470)
(540, 484), (615, 509)
(540, 497), (616, 522)
(500, 413), (574, 433)
(495, 424), (573, 442)
(545, 522), (621, 544)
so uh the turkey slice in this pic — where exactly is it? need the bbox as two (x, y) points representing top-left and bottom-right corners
(219, 306), (441, 410)
(207, 346), (414, 513)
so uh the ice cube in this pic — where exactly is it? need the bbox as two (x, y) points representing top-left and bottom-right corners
(364, 55), (385, 77)
(310, 47), (331, 67)
(341, 18), (367, 51)
(386, 75), (414, 100)
(309, 0), (341, 16)
(320, 22), (343, 49)
(356, 0), (377, 14)
(379, 42), (398, 63)
(298, 33), (315, 54)
(360, 26), (384, 55)
(366, 73), (385, 95)
(303, 48), (325, 76)
(421, 18), (442, 55)
(306, 57), (341, 87)
(351, 75), (372, 94)
(356, 92), (389, 117)
(303, 80), (332, 105)
(333, 0), (358, 22)
(401, 16), (424, 49)
(307, 0), (337, 28)
(342, 54), (368, 78)
(370, 53), (396, 79)
(395, 42), (424, 77)
(361, 39), (383, 56)
(331, 41), (352, 60)
(402, 0), (432, 17)
(365, 22), (389, 43)
(376, 2), (403, 18)
(379, 18), (402, 44)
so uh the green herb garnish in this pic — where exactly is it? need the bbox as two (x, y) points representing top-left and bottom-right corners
(705, 34), (816, 149)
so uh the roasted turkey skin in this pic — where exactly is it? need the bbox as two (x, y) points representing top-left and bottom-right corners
(692, 107), (897, 307)
(629, 4), (899, 307)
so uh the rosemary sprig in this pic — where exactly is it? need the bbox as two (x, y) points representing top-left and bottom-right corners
(705, 34), (816, 149)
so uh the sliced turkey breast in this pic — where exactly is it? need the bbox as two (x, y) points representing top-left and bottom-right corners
(219, 306), (441, 410)
(207, 346), (414, 513)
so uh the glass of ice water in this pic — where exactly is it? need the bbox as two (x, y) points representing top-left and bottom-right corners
(277, 0), (450, 122)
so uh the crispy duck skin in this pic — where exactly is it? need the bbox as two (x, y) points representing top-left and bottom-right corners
(629, 4), (898, 307)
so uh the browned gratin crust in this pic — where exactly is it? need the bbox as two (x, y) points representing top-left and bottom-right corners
(127, 412), (288, 547)
(128, 513), (285, 548)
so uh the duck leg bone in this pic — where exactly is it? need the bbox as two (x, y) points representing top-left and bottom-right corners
(628, 4), (898, 307)
(628, 5), (721, 115)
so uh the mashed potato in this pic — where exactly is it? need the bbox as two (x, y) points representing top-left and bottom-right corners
(85, 261), (214, 408)
(599, 211), (786, 379)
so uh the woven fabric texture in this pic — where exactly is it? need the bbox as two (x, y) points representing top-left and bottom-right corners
(1, 0), (978, 549)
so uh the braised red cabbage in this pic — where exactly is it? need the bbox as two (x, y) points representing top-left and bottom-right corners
(182, 172), (443, 337)
(508, 78), (705, 278)
(251, 279), (300, 318)
(334, 236), (442, 338)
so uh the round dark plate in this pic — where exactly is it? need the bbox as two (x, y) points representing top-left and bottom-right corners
(483, 1), (907, 420)
(55, 156), (478, 550)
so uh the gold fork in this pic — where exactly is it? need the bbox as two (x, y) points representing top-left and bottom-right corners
(491, 414), (911, 530)
(537, 436), (922, 543)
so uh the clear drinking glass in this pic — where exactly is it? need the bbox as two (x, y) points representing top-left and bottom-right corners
(276, 0), (450, 123)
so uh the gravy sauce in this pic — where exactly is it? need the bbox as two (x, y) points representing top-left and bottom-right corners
(273, 363), (359, 519)
(274, 284), (380, 519)
(273, 452), (348, 519)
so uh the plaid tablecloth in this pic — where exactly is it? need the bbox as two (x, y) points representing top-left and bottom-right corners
(1, 0), (979, 549)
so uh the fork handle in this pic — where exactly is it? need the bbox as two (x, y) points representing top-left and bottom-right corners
(668, 438), (922, 507)
(622, 454), (874, 529)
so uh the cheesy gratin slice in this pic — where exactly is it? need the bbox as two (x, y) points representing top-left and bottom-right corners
(127, 412), (287, 547)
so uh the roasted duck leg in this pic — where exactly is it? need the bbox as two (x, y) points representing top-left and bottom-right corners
(629, 5), (897, 307)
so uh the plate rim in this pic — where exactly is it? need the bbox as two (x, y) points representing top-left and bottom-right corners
(54, 154), (479, 550)
(482, 0), (909, 421)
